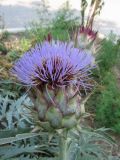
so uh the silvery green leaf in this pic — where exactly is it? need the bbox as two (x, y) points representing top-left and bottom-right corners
(108, 156), (120, 160)
(0, 132), (40, 145)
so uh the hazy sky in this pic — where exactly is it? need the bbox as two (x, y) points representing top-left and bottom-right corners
(0, 0), (120, 35)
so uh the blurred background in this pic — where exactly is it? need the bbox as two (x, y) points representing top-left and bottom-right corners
(0, 0), (120, 35)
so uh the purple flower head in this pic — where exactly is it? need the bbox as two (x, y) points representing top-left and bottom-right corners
(11, 41), (95, 90)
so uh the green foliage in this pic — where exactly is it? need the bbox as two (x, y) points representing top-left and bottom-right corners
(6, 37), (32, 61)
(0, 132), (59, 160)
(94, 72), (120, 133)
(94, 36), (120, 133)
(28, 0), (79, 43)
(0, 80), (23, 97)
(19, 38), (31, 52)
(87, 34), (120, 133)
(0, 31), (10, 54)
(63, 127), (116, 160)
(27, 25), (48, 43)
(0, 42), (7, 54)
(51, 1), (79, 41)
(0, 31), (10, 41)
(6, 50), (20, 61)
(96, 35), (120, 75)
(108, 156), (120, 160)
(0, 84), (59, 159)
(0, 121), (117, 160)
(0, 93), (32, 129)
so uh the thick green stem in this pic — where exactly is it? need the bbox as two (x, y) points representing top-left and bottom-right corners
(59, 131), (68, 160)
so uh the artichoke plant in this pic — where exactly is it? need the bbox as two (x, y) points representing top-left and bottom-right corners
(74, 26), (98, 53)
(11, 41), (95, 159)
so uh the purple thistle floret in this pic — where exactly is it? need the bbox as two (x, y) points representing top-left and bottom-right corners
(11, 41), (95, 90)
